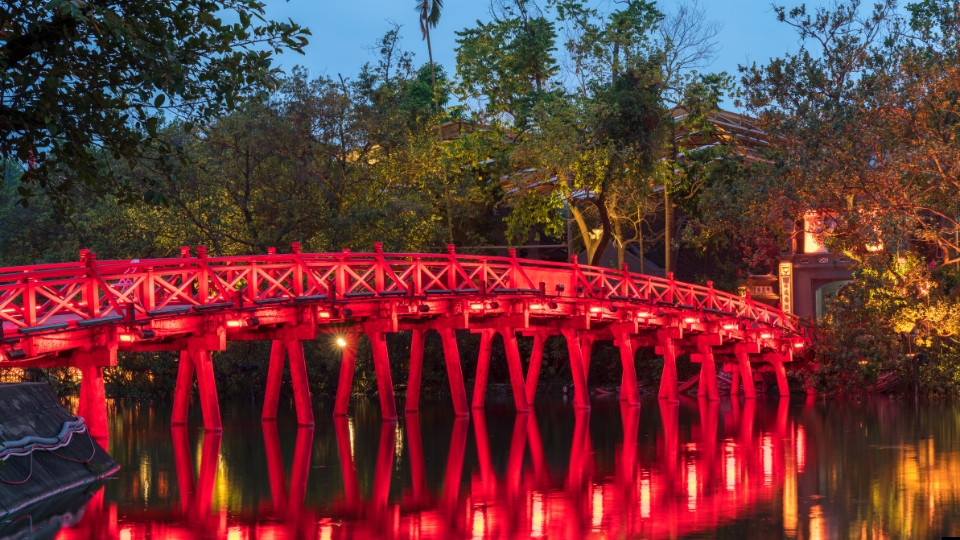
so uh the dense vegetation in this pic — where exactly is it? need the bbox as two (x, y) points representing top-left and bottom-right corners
(6, 0), (960, 399)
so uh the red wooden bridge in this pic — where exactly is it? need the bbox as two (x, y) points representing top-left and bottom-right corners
(0, 244), (808, 442)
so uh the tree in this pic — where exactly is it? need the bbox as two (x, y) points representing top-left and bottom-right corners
(416, 0), (443, 110)
(0, 0), (309, 216)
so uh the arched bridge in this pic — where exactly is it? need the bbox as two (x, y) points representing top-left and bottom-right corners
(0, 244), (809, 442)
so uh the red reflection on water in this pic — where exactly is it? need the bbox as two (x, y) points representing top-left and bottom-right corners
(57, 398), (805, 539)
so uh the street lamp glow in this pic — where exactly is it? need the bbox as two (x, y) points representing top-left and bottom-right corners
(336, 337), (347, 348)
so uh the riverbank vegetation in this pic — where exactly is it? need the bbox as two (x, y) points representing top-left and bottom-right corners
(5, 0), (960, 399)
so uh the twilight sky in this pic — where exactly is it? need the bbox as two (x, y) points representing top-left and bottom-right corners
(263, 0), (825, 106)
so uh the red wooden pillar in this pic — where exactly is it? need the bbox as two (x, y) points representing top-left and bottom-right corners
(405, 329), (426, 412)
(285, 340), (314, 426)
(561, 329), (591, 409)
(657, 330), (679, 403)
(171, 349), (222, 432)
(734, 345), (757, 399)
(524, 334), (546, 406)
(171, 350), (195, 425)
(472, 329), (495, 409)
(78, 365), (108, 447)
(500, 328), (530, 413)
(437, 327), (469, 416)
(334, 333), (360, 416)
(768, 352), (791, 397)
(580, 336), (595, 382)
(730, 364), (741, 396)
(696, 337), (720, 402)
(262, 340), (314, 425)
(614, 331), (641, 406)
(194, 350), (222, 432)
(367, 326), (398, 420)
(262, 341), (286, 420)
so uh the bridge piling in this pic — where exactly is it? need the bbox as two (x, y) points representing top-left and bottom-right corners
(767, 352), (792, 397)
(730, 365), (741, 396)
(734, 345), (758, 399)
(524, 333), (546, 405)
(615, 331), (641, 406)
(366, 325), (398, 420)
(657, 330), (680, 403)
(262, 341), (286, 421)
(285, 340), (314, 426)
(404, 329), (426, 412)
(696, 337), (721, 402)
(437, 327), (469, 416)
(472, 329), (496, 409)
(501, 329), (531, 413)
(334, 333), (360, 416)
(194, 350), (222, 432)
(562, 329), (591, 409)
(78, 364), (109, 446)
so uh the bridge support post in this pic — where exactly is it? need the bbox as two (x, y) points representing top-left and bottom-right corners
(561, 329), (591, 409)
(614, 330), (641, 406)
(437, 328), (469, 417)
(730, 364), (741, 396)
(171, 349), (222, 431)
(365, 325), (398, 420)
(734, 344), (757, 399)
(657, 330), (680, 403)
(696, 336), (721, 402)
(580, 335), (595, 383)
(405, 329), (426, 412)
(334, 333), (360, 416)
(78, 365), (108, 447)
(766, 352), (791, 397)
(472, 329), (495, 409)
(524, 334), (546, 405)
(262, 340), (314, 426)
(500, 328), (530, 413)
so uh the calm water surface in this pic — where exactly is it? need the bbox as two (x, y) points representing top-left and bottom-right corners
(51, 395), (960, 539)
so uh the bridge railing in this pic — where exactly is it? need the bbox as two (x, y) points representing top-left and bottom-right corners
(0, 247), (800, 335)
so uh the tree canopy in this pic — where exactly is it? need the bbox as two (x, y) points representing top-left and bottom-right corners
(0, 0), (309, 215)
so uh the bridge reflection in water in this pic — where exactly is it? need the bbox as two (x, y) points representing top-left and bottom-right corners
(50, 397), (825, 540)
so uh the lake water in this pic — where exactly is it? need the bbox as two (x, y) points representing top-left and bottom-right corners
(50, 395), (960, 539)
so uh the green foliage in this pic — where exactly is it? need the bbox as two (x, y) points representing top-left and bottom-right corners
(1, 0), (309, 217)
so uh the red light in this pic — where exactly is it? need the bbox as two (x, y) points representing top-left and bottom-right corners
(760, 333), (772, 339)
(589, 306), (602, 314)
(319, 311), (332, 319)
(722, 323), (738, 330)
(529, 303), (542, 310)
(470, 303), (485, 311)
(794, 342), (805, 349)
(119, 334), (136, 343)
(684, 317), (697, 324)
(226, 320), (243, 328)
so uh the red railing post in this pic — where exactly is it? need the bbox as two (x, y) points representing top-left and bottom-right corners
(291, 243), (304, 296)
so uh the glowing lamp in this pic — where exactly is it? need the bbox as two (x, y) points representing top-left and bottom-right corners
(318, 311), (332, 319)
(336, 337), (347, 348)
(529, 303), (542, 310)
(470, 303), (485, 311)
(793, 342), (805, 349)
(636, 311), (652, 318)
(684, 317), (697, 324)
(722, 323), (738, 330)
(760, 332), (772, 339)
(119, 333), (137, 343)
(589, 306), (602, 314)
(226, 320), (243, 328)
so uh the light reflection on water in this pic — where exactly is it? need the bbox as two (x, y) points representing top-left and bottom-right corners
(52, 396), (960, 539)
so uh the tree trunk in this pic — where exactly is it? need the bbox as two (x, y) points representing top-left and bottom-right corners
(590, 195), (613, 267)
(664, 187), (673, 274)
